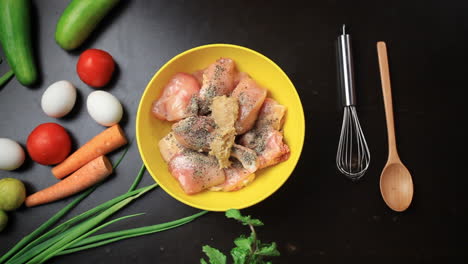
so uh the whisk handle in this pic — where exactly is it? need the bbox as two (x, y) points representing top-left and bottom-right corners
(377, 42), (399, 161)
(337, 27), (356, 106)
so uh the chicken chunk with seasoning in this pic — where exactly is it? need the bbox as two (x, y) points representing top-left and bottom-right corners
(169, 151), (226, 195)
(172, 116), (216, 152)
(151, 73), (200, 121)
(256, 98), (287, 131)
(231, 75), (267, 134)
(211, 161), (255, 192)
(239, 126), (290, 169)
(230, 144), (259, 173)
(159, 132), (185, 163)
(199, 58), (237, 113)
(152, 58), (291, 195)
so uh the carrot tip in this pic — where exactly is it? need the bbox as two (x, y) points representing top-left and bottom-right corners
(52, 125), (127, 179)
(26, 155), (113, 207)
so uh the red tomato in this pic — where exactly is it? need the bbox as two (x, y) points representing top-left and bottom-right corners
(76, 49), (115, 88)
(26, 123), (71, 165)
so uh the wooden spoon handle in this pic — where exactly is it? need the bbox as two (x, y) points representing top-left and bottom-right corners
(377, 42), (399, 161)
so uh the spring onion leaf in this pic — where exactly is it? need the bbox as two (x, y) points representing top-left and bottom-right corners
(0, 187), (95, 263)
(0, 70), (14, 87)
(1, 142), (131, 263)
(128, 164), (145, 192)
(6, 185), (151, 263)
(8, 186), (155, 264)
(24, 185), (156, 264)
(16, 213), (145, 264)
(65, 210), (205, 249)
(36, 213), (145, 264)
(112, 144), (130, 169)
(57, 210), (208, 256)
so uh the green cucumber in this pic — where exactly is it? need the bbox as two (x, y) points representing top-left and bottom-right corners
(0, 0), (38, 86)
(55, 0), (120, 50)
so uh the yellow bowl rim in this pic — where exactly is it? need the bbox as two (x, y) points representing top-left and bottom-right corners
(136, 43), (305, 211)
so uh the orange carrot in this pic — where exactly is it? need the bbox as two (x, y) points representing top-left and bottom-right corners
(52, 124), (127, 179)
(26, 156), (113, 207)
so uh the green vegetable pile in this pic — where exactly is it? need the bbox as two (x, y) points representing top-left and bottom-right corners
(0, 0), (120, 86)
(0, 150), (207, 264)
(201, 209), (280, 264)
(1, 0), (284, 262)
(0, 0), (37, 86)
(55, 0), (120, 50)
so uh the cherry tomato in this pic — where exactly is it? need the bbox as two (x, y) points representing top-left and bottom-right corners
(76, 49), (115, 88)
(26, 123), (71, 165)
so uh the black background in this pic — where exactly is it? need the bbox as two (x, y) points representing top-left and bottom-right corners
(0, 0), (465, 263)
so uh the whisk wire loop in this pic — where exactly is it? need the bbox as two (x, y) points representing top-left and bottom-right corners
(336, 106), (370, 180)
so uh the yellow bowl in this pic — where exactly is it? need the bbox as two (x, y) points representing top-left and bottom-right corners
(136, 44), (305, 211)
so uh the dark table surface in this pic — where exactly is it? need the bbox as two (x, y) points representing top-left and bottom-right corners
(0, 0), (465, 263)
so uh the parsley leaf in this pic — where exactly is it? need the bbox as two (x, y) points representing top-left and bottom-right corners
(231, 247), (249, 264)
(202, 245), (227, 264)
(201, 210), (279, 263)
(255, 242), (280, 257)
(226, 209), (264, 226)
(234, 234), (254, 250)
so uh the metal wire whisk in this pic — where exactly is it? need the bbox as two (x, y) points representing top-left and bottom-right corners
(336, 25), (370, 180)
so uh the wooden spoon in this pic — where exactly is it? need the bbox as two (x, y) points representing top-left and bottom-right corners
(376, 41), (414, 212)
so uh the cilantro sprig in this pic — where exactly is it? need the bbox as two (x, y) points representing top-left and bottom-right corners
(201, 209), (280, 264)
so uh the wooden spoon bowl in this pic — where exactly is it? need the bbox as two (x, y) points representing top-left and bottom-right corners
(380, 162), (413, 212)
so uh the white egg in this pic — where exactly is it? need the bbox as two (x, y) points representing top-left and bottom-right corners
(87, 91), (123, 126)
(0, 138), (25, 171)
(41, 80), (77, 118)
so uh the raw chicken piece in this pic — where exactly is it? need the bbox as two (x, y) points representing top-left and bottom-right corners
(234, 71), (249, 87)
(159, 132), (184, 163)
(169, 152), (225, 195)
(239, 126), (290, 169)
(231, 144), (259, 173)
(172, 116), (216, 152)
(199, 58), (237, 113)
(192, 69), (205, 87)
(184, 95), (200, 117)
(151, 73), (200, 121)
(256, 98), (287, 131)
(231, 76), (267, 134)
(211, 161), (255, 192)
